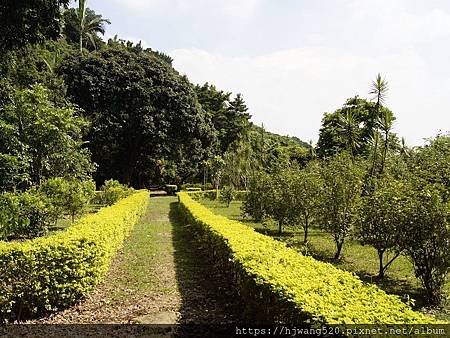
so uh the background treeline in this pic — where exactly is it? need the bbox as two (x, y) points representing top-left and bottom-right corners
(241, 76), (449, 306)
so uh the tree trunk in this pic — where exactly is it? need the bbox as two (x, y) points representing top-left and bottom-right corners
(334, 241), (343, 260)
(303, 216), (309, 244)
(378, 250), (385, 279)
(278, 222), (283, 235)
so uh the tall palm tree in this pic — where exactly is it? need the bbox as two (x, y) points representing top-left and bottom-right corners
(74, 0), (110, 52)
(378, 109), (394, 173)
(368, 73), (389, 176)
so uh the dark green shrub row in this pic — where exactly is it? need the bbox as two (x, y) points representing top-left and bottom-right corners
(0, 191), (149, 322)
(178, 192), (443, 326)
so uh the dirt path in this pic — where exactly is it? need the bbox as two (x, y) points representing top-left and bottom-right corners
(30, 196), (242, 327)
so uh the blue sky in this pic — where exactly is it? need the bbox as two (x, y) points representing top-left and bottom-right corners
(86, 0), (450, 145)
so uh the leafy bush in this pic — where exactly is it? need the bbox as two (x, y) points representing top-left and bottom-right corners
(178, 192), (441, 325)
(400, 183), (450, 305)
(317, 152), (364, 259)
(0, 190), (54, 240)
(98, 179), (132, 206)
(242, 172), (272, 222)
(39, 178), (96, 222)
(357, 175), (410, 278)
(0, 191), (148, 322)
(220, 186), (236, 207)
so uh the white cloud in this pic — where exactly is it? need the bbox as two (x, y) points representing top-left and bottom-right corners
(171, 46), (449, 146)
(112, 0), (259, 17)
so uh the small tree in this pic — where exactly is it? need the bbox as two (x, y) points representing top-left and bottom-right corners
(357, 175), (410, 278)
(291, 162), (322, 243)
(317, 152), (364, 259)
(268, 170), (297, 235)
(220, 185), (236, 207)
(40, 177), (95, 222)
(242, 171), (272, 222)
(401, 183), (449, 305)
(207, 155), (225, 199)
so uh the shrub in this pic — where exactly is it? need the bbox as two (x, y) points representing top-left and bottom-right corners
(242, 172), (272, 222)
(98, 179), (132, 205)
(40, 178), (96, 222)
(220, 186), (235, 207)
(0, 191), (148, 321)
(178, 192), (442, 325)
(400, 184), (450, 305)
(357, 175), (410, 278)
(317, 152), (364, 259)
(0, 190), (54, 240)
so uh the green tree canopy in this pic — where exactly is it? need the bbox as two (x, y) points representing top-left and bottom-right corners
(195, 83), (251, 153)
(0, 85), (94, 191)
(316, 96), (395, 158)
(59, 45), (217, 187)
(0, 0), (69, 53)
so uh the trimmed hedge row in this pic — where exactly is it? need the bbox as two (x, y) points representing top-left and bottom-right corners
(178, 192), (442, 325)
(0, 190), (149, 321)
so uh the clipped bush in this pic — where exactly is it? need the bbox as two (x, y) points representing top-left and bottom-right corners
(0, 191), (148, 322)
(98, 179), (132, 206)
(178, 192), (442, 325)
(186, 187), (202, 192)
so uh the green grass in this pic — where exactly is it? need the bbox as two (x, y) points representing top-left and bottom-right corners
(198, 198), (449, 321)
(105, 196), (178, 302)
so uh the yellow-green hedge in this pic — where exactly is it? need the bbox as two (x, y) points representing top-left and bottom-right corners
(0, 190), (149, 321)
(178, 192), (442, 325)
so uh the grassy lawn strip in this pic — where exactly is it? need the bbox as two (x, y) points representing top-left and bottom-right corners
(105, 196), (178, 303)
(198, 198), (449, 321)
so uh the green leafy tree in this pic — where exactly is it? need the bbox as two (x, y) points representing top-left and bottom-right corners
(409, 134), (450, 202)
(40, 177), (95, 222)
(291, 162), (322, 243)
(0, 190), (54, 240)
(59, 45), (216, 187)
(0, 0), (69, 52)
(357, 175), (410, 278)
(400, 182), (450, 305)
(0, 85), (94, 190)
(195, 83), (251, 153)
(317, 152), (364, 259)
(242, 171), (272, 222)
(316, 96), (393, 158)
(220, 185), (236, 207)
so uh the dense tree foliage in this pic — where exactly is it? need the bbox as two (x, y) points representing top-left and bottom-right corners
(59, 45), (216, 186)
(316, 152), (364, 259)
(0, 0), (69, 53)
(0, 85), (94, 191)
(316, 96), (394, 159)
(195, 83), (251, 153)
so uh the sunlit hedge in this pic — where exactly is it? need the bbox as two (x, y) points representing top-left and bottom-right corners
(0, 190), (149, 321)
(178, 192), (441, 325)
